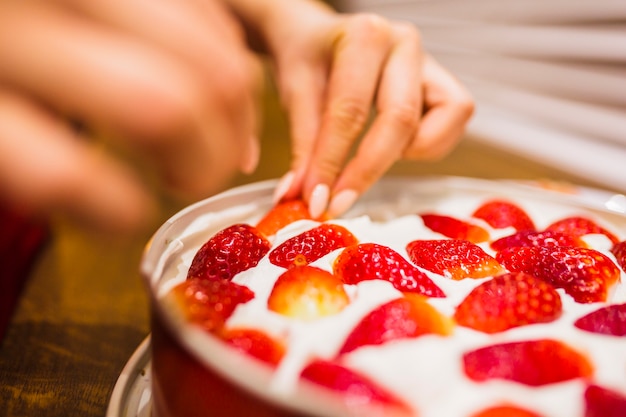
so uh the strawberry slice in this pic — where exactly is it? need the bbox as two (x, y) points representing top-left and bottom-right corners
(611, 241), (626, 272)
(463, 339), (593, 386)
(339, 295), (453, 354)
(170, 278), (254, 332)
(267, 265), (349, 320)
(187, 224), (271, 281)
(471, 405), (543, 417)
(574, 303), (626, 336)
(420, 213), (490, 243)
(546, 216), (619, 245)
(300, 359), (410, 413)
(496, 246), (621, 303)
(490, 230), (585, 252)
(454, 272), (562, 334)
(269, 223), (358, 268)
(219, 328), (285, 365)
(585, 385), (626, 417)
(406, 239), (504, 280)
(333, 243), (445, 297)
(256, 199), (314, 237)
(472, 200), (535, 231)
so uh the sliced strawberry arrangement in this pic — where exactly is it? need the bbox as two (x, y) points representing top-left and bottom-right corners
(496, 246), (621, 303)
(463, 339), (593, 386)
(333, 243), (445, 297)
(454, 272), (562, 334)
(256, 199), (314, 237)
(611, 241), (626, 272)
(269, 224), (358, 268)
(406, 239), (504, 280)
(187, 224), (271, 281)
(267, 265), (349, 320)
(300, 359), (410, 414)
(339, 295), (453, 355)
(170, 278), (254, 332)
(471, 405), (543, 417)
(546, 216), (619, 245)
(585, 384), (626, 417)
(420, 213), (490, 243)
(490, 230), (586, 252)
(472, 200), (535, 231)
(219, 328), (285, 365)
(574, 303), (626, 336)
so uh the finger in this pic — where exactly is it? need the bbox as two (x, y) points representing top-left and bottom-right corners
(303, 13), (393, 216)
(0, 2), (257, 198)
(327, 22), (424, 217)
(0, 88), (155, 234)
(274, 63), (327, 202)
(403, 55), (474, 160)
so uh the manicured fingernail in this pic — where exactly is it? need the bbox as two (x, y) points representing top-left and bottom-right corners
(240, 135), (260, 174)
(273, 171), (295, 203)
(308, 183), (330, 219)
(328, 189), (358, 218)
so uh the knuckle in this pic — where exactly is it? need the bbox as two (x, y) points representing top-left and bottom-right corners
(346, 13), (392, 42)
(386, 104), (420, 132)
(392, 21), (422, 44)
(328, 96), (371, 139)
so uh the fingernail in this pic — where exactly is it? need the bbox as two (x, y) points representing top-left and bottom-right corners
(328, 189), (358, 218)
(273, 171), (295, 203)
(308, 183), (330, 219)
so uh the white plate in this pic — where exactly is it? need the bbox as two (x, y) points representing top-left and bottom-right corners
(106, 337), (152, 417)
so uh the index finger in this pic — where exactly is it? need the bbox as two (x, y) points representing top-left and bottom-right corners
(327, 22), (424, 217)
(302, 13), (392, 217)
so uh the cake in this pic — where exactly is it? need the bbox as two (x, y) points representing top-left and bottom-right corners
(154, 178), (626, 417)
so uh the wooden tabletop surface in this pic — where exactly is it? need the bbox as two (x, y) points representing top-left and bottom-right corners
(0, 80), (614, 417)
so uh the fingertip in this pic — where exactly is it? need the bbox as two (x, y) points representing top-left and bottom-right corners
(308, 183), (330, 219)
(328, 188), (359, 218)
(273, 170), (296, 204)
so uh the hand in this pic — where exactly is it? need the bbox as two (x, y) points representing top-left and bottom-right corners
(228, 0), (474, 218)
(0, 0), (262, 233)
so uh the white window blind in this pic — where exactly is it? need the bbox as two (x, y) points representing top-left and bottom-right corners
(339, 0), (626, 191)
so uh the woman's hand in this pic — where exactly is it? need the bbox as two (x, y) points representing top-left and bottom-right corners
(0, 0), (263, 233)
(227, 0), (474, 218)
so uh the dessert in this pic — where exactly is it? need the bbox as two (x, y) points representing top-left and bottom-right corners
(148, 177), (626, 417)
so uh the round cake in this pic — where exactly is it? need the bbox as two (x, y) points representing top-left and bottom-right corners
(148, 177), (626, 417)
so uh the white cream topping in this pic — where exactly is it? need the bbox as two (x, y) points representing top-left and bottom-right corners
(162, 195), (626, 417)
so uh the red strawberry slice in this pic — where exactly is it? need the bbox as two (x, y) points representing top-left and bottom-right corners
(170, 278), (254, 332)
(300, 359), (410, 413)
(490, 230), (585, 252)
(472, 200), (535, 231)
(611, 241), (626, 272)
(406, 239), (504, 280)
(574, 303), (626, 336)
(463, 339), (593, 386)
(420, 213), (490, 243)
(496, 246), (621, 303)
(219, 328), (285, 365)
(333, 243), (445, 297)
(187, 224), (271, 281)
(269, 224), (358, 268)
(585, 385), (626, 417)
(454, 272), (562, 334)
(339, 295), (453, 354)
(546, 216), (619, 245)
(267, 265), (349, 320)
(256, 199), (314, 237)
(471, 405), (543, 417)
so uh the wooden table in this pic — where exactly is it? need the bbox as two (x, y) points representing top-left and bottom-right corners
(0, 81), (613, 417)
